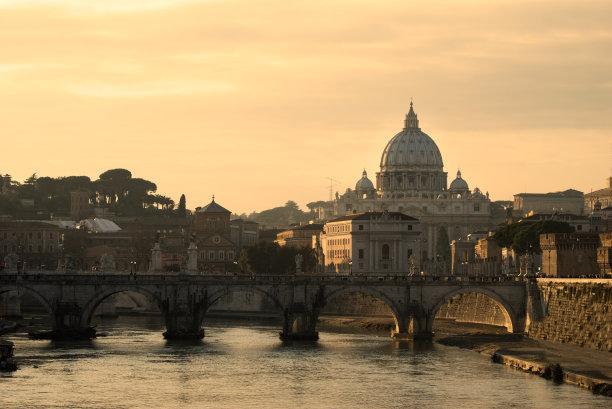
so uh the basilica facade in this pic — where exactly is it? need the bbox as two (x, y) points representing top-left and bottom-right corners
(317, 103), (505, 260)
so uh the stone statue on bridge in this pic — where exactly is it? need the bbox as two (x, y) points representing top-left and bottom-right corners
(4, 252), (18, 272)
(408, 255), (416, 276)
(100, 253), (114, 273)
(295, 253), (303, 275)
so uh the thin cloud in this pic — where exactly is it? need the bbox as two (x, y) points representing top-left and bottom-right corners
(66, 79), (235, 98)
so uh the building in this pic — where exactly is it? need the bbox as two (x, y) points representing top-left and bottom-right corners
(316, 103), (505, 260)
(0, 221), (64, 269)
(540, 233), (600, 277)
(230, 219), (259, 254)
(475, 233), (502, 262)
(521, 212), (590, 233)
(275, 223), (324, 248)
(70, 190), (94, 221)
(598, 232), (612, 276)
(584, 176), (612, 213)
(193, 197), (236, 271)
(513, 189), (584, 217)
(319, 211), (420, 274)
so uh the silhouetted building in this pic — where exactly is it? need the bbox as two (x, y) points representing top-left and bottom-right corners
(194, 197), (236, 271)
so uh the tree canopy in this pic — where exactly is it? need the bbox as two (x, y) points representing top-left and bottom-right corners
(238, 242), (317, 275)
(494, 220), (574, 254)
(0, 168), (176, 218)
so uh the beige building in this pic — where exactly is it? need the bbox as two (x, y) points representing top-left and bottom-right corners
(275, 223), (324, 248)
(316, 103), (505, 261)
(584, 177), (612, 213)
(320, 211), (420, 275)
(513, 190), (584, 217)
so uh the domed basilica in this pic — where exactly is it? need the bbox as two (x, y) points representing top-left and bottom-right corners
(318, 103), (504, 260)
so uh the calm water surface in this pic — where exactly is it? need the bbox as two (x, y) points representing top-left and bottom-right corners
(1, 316), (610, 409)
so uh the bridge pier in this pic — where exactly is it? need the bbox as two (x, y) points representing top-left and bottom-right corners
(0, 292), (23, 318)
(51, 302), (96, 339)
(161, 290), (207, 340)
(279, 304), (319, 341)
(391, 306), (433, 341)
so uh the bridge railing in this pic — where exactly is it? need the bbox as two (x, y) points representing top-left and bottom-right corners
(0, 271), (529, 284)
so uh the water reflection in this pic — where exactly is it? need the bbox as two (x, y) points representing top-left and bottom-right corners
(1, 316), (610, 409)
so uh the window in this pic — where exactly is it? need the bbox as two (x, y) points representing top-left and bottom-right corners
(358, 249), (364, 259)
(219, 251), (224, 260)
(474, 204), (480, 212)
(227, 251), (234, 260)
(382, 244), (390, 260)
(358, 225), (364, 231)
(209, 251), (215, 260)
(577, 225), (582, 231)
(408, 225), (412, 231)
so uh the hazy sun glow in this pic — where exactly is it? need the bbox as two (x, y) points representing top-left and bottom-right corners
(1, 0), (611, 213)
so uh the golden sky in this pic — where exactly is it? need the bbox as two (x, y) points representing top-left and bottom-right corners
(1, 0), (611, 214)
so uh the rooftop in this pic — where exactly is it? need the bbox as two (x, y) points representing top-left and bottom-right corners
(515, 189), (583, 199)
(329, 211), (418, 223)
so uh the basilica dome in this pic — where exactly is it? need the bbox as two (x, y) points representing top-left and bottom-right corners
(379, 103), (444, 172)
(355, 169), (375, 191)
(449, 170), (469, 191)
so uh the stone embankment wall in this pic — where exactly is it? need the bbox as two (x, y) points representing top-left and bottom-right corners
(435, 293), (508, 328)
(322, 293), (393, 317)
(528, 281), (611, 352)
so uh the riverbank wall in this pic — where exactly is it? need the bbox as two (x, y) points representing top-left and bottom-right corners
(528, 279), (611, 352)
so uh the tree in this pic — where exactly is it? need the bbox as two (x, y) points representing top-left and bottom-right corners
(99, 168), (132, 180)
(435, 226), (451, 267)
(238, 241), (308, 275)
(176, 194), (186, 217)
(494, 220), (574, 255)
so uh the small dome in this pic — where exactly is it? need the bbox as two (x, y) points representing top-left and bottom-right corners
(356, 169), (375, 191)
(449, 170), (469, 191)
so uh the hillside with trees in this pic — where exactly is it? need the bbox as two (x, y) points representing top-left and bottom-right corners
(235, 200), (317, 228)
(0, 169), (185, 219)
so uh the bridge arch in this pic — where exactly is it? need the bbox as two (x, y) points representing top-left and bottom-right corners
(0, 285), (54, 315)
(322, 286), (402, 334)
(207, 286), (285, 313)
(427, 287), (518, 333)
(81, 286), (163, 326)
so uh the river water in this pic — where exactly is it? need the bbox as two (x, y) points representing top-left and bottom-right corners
(1, 316), (609, 408)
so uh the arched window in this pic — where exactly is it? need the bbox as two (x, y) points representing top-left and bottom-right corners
(382, 244), (390, 260)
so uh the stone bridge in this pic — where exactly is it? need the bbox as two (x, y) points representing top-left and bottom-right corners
(0, 272), (538, 341)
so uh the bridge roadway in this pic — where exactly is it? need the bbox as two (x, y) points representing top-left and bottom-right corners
(0, 272), (536, 341)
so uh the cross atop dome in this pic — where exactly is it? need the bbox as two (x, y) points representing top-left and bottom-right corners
(404, 101), (420, 130)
